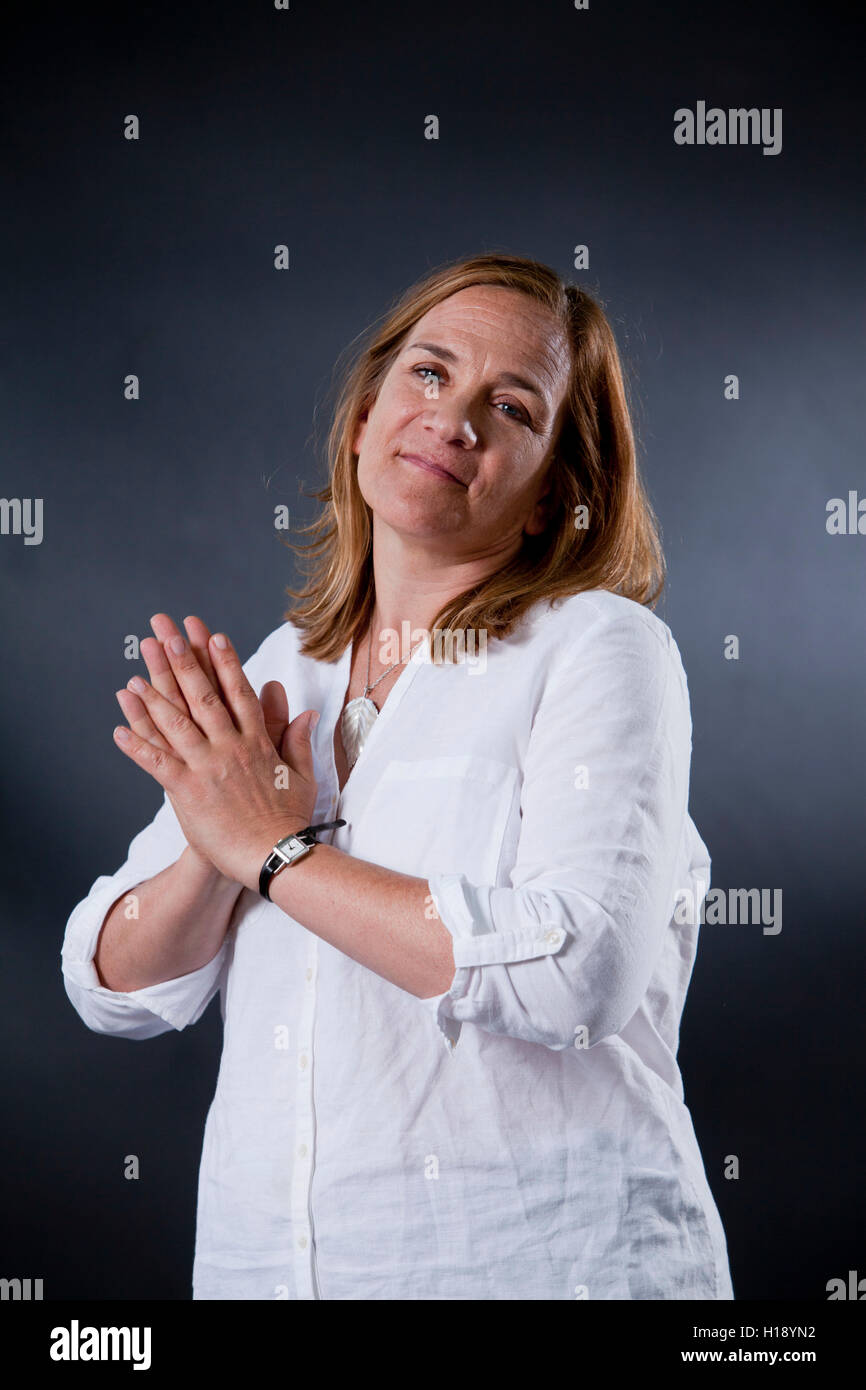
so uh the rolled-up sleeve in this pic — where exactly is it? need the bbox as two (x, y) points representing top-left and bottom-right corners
(61, 794), (231, 1039)
(59, 626), (295, 1039)
(422, 605), (693, 1053)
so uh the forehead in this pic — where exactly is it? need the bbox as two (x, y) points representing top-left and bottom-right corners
(407, 285), (569, 396)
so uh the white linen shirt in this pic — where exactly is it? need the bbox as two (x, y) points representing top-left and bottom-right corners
(61, 588), (734, 1300)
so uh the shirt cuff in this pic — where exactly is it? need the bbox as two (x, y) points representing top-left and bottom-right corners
(420, 872), (569, 1051)
(61, 871), (230, 1032)
(62, 946), (229, 1032)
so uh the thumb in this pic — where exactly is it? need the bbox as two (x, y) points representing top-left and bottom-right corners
(282, 708), (319, 763)
(260, 680), (289, 751)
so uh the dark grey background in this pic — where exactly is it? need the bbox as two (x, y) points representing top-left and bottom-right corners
(2, 0), (862, 1299)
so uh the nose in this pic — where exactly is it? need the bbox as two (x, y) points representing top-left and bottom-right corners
(424, 393), (478, 449)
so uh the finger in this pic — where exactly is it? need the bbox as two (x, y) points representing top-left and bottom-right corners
(149, 614), (219, 693)
(161, 633), (237, 740)
(208, 632), (267, 739)
(124, 672), (210, 758)
(260, 680), (289, 750)
(146, 613), (224, 709)
(149, 612), (186, 648)
(182, 614), (220, 690)
(115, 688), (173, 752)
(287, 708), (318, 777)
(139, 636), (189, 714)
(147, 612), (203, 710)
(112, 718), (185, 787)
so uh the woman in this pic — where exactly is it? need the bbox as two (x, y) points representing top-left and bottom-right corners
(62, 252), (734, 1300)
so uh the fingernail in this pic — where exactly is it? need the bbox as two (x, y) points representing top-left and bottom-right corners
(212, 633), (228, 650)
(309, 711), (320, 732)
(168, 635), (185, 655)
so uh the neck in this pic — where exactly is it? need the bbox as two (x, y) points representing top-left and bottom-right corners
(366, 517), (521, 647)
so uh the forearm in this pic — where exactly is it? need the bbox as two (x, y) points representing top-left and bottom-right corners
(93, 846), (244, 993)
(265, 838), (456, 999)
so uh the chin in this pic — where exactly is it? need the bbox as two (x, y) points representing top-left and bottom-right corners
(362, 474), (461, 531)
(384, 506), (458, 533)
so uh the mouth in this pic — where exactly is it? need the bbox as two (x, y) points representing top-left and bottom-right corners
(399, 453), (466, 487)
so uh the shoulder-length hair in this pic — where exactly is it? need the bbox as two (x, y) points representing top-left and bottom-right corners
(283, 251), (665, 663)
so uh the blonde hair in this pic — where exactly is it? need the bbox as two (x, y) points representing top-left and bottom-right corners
(283, 251), (665, 663)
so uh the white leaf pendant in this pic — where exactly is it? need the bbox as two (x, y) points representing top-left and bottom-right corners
(341, 696), (379, 768)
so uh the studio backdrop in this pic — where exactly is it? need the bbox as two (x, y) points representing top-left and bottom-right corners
(1, 0), (863, 1303)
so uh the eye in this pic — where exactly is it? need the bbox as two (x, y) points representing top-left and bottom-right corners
(412, 365), (444, 386)
(495, 400), (529, 422)
(411, 365), (530, 424)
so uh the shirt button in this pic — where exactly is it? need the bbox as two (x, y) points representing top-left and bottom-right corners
(298, 1143), (307, 1157)
(544, 928), (563, 946)
(299, 1054), (308, 1069)
(297, 1234), (308, 1249)
(305, 967), (313, 982)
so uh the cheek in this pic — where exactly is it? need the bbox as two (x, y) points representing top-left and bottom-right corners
(389, 391), (422, 427)
(478, 456), (542, 511)
(355, 450), (378, 498)
(370, 404), (421, 460)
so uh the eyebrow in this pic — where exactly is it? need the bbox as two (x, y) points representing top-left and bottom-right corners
(403, 340), (548, 402)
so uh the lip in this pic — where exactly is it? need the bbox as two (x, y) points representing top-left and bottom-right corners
(400, 453), (465, 486)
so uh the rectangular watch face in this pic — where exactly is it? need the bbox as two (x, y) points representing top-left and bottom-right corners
(276, 837), (310, 861)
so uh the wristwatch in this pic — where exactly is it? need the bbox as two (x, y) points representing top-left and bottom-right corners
(258, 819), (346, 900)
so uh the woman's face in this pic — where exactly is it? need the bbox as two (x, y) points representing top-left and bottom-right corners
(353, 285), (571, 557)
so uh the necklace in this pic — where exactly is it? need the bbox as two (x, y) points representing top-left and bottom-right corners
(340, 619), (426, 768)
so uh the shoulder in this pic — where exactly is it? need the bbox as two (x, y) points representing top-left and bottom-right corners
(524, 589), (691, 716)
(525, 588), (675, 663)
(238, 618), (304, 688)
(238, 617), (347, 702)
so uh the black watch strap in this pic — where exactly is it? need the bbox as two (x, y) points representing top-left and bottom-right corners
(258, 819), (346, 900)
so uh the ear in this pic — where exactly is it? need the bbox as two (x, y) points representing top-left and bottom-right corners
(352, 408), (370, 456)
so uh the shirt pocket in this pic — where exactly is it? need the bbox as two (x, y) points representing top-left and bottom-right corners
(348, 753), (519, 884)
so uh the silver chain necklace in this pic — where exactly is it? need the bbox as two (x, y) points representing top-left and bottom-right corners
(340, 619), (426, 768)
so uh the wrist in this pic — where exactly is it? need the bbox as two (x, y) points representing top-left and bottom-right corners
(255, 819), (322, 899)
(181, 844), (237, 890)
(256, 819), (312, 858)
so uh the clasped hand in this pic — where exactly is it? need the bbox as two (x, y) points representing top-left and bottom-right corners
(113, 613), (319, 892)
